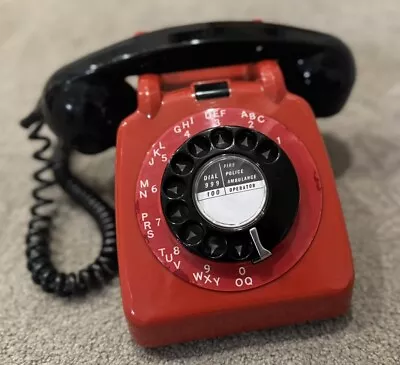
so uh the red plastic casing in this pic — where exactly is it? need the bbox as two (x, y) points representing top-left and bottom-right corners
(115, 61), (354, 347)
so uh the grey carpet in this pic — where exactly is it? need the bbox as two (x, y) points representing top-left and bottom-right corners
(1, 0), (400, 364)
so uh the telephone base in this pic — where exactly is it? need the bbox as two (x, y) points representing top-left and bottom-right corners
(115, 60), (354, 348)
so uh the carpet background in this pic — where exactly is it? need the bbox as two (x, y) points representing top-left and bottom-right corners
(1, 1), (400, 364)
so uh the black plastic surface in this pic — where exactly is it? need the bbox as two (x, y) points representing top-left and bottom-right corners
(34, 21), (355, 154)
(194, 81), (230, 100)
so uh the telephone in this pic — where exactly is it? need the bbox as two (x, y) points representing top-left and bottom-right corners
(20, 21), (356, 347)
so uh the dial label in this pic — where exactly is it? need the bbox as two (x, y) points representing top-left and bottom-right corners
(193, 154), (268, 230)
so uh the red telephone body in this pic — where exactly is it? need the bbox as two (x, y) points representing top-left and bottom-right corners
(115, 61), (354, 347)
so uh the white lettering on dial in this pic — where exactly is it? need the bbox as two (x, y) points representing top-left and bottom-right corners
(192, 271), (221, 286)
(165, 254), (174, 263)
(204, 109), (226, 126)
(192, 264), (220, 286)
(149, 141), (167, 165)
(141, 212), (154, 239)
(235, 266), (253, 287)
(173, 117), (194, 138)
(139, 180), (158, 199)
(157, 246), (181, 270)
(141, 214), (162, 239)
(241, 111), (265, 129)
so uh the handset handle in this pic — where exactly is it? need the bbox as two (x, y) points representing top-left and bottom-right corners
(44, 21), (355, 117)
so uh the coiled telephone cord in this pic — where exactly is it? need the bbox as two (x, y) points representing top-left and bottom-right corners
(20, 111), (118, 296)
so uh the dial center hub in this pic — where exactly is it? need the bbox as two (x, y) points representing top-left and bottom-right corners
(192, 154), (268, 230)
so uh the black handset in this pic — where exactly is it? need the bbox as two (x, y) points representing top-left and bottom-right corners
(23, 21), (355, 154)
(19, 21), (355, 297)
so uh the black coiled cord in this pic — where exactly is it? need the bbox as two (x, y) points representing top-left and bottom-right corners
(20, 111), (118, 297)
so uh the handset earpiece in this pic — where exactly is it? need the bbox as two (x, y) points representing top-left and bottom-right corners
(279, 50), (354, 117)
(41, 78), (136, 154)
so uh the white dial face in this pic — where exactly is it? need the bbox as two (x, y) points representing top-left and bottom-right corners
(192, 154), (268, 230)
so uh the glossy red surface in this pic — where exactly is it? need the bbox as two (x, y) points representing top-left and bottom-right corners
(115, 61), (354, 347)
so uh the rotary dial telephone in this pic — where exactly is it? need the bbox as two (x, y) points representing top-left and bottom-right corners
(20, 21), (356, 347)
